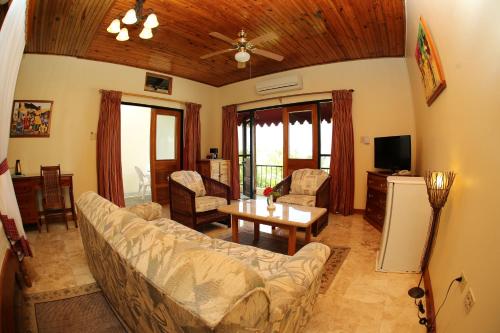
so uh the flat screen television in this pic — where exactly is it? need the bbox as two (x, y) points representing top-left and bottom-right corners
(374, 135), (411, 171)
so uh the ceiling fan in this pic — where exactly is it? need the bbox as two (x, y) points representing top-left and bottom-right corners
(200, 30), (284, 69)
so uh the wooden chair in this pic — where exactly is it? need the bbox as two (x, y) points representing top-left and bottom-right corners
(40, 165), (68, 232)
(169, 171), (230, 230)
(273, 169), (331, 236)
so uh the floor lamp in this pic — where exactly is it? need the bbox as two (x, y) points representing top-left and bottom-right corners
(408, 171), (456, 326)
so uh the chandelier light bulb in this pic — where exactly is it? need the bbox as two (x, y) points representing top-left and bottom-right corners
(235, 50), (250, 63)
(116, 28), (130, 41)
(122, 8), (137, 25)
(144, 13), (159, 29)
(139, 27), (153, 39)
(106, 19), (121, 34)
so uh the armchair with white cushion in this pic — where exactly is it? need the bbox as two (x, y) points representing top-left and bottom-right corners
(273, 169), (331, 236)
(169, 170), (230, 230)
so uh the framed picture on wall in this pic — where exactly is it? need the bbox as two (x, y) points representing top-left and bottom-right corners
(144, 72), (173, 95)
(415, 16), (446, 106)
(10, 100), (53, 137)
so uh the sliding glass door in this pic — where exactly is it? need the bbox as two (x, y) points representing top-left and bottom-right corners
(237, 100), (332, 198)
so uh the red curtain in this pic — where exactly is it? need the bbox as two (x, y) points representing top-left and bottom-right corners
(183, 102), (201, 171)
(97, 90), (125, 207)
(222, 105), (240, 200)
(330, 90), (354, 215)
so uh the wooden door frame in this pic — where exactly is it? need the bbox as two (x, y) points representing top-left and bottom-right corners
(120, 102), (183, 203)
(283, 103), (319, 176)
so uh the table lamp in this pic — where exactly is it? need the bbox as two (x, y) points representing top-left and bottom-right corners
(409, 170), (456, 300)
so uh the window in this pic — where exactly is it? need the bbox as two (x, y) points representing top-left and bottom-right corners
(319, 102), (333, 172)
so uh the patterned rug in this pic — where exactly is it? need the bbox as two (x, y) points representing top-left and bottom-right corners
(21, 283), (126, 333)
(221, 231), (350, 294)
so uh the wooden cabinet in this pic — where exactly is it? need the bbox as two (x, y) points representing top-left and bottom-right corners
(12, 177), (39, 226)
(364, 171), (390, 231)
(196, 160), (231, 186)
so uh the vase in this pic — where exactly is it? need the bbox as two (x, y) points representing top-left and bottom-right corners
(267, 195), (275, 210)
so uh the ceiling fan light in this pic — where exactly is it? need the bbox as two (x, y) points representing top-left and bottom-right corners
(139, 27), (153, 39)
(116, 28), (129, 41)
(122, 9), (137, 25)
(106, 19), (121, 34)
(235, 50), (250, 63)
(144, 13), (159, 29)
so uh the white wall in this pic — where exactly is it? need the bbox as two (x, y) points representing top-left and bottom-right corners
(406, 1), (500, 332)
(214, 58), (416, 209)
(8, 54), (218, 199)
(120, 104), (151, 196)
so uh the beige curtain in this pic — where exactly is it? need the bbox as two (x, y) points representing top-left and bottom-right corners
(97, 90), (125, 207)
(0, 0), (30, 259)
(183, 102), (201, 171)
(222, 105), (240, 200)
(330, 90), (355, 215)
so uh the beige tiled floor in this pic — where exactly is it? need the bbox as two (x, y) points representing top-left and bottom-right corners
(24, 211), (424, 333)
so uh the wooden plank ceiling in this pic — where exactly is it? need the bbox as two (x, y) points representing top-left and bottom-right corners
(26, 0), (405, 87)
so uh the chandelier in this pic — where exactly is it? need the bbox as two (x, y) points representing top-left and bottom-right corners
(106, 0), (159, 41)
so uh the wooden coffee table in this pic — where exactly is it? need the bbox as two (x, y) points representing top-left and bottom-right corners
(217, 199), (327, 255)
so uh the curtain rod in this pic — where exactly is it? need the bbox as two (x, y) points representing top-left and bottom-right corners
(236, 89), (354, 107)
(99, 89), (188, 105)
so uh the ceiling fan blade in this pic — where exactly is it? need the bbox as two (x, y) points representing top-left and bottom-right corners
(200, 48), (234, 60)
(248, 32), (278, 46)
(251, 48), (284, 61)
(209, 32), (236, 45)
(237, 61), (246, 69)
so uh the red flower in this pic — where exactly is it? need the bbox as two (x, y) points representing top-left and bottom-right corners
(263, 187), (273, 197)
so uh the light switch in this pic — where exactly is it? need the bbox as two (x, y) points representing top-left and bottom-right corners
(90, 131), (97, 140)
(361, 136), (370, 145)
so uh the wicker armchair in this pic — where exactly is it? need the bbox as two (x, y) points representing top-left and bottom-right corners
(273, 169), (331, 236)
(169, 171), (230, 230)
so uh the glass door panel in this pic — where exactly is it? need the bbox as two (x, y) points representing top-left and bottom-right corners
(288, 110), (313, 159)
(283, 104), (318, 176)
(319, 101), (333, 172)
(155, 114), (176, 160)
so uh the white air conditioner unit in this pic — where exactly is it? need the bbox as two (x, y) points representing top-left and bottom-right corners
(255, 74), (303, 95)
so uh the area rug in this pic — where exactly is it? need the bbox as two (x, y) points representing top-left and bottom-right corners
(22, 283), (127, 333)
(221, 231), (350, 294)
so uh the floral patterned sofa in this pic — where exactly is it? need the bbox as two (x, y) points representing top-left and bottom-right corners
(76, 192), (330, 333)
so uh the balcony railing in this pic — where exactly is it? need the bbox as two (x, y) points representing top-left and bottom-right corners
(239, 163), (283, 189)
(255, 164), (283, 188)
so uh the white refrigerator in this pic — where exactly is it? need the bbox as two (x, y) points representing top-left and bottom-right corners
(376, 176), (432, 273)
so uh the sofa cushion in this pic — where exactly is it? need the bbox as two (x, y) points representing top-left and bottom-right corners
(195, 196), (227, 213)
(276, 194), (316, 207)
(125, 202), (163, 221)
(289, 169), (329, 196)
(171, 171), (206, 197)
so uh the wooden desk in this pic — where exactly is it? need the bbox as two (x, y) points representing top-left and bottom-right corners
(11, 174), (76, 228)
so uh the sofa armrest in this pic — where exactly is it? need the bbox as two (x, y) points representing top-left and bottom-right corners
(169, 178), (196, 215)
(315, 175), (331, 210)
(265, 242), (331, 322)
(202, 175), (230, 204)
(272, 175), (292, 202)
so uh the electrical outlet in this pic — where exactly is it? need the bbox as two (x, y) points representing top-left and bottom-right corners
(459, 272), (467, 291)
(464, 287), (476, 314)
